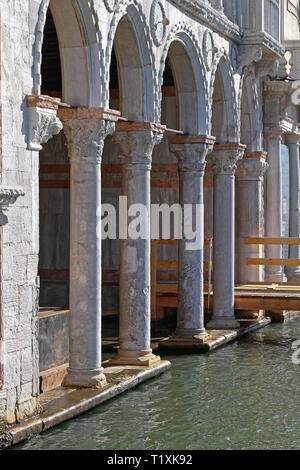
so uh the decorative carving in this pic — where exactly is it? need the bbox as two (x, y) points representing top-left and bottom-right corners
(63, 119), (115, 162)
(0, 187), (25, 226)
(170, 143), (214, 175)
(236, 158), (269, 180)
(150, 0), (169, 46)
(208, 145), (245, 176)
(27, 107), (62, 151)
(203, 30), (217, 71)
(113, 130), (163, 169)
(104, 0), (119, 13)
(237, 46), (262, 74)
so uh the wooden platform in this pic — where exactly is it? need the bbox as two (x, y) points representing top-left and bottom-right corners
(154, 283), (300, 316)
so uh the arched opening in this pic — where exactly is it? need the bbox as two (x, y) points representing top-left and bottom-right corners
(211, 65), (229, 143)
(38, 0), (98, 390)
(111, 12), (154, 121)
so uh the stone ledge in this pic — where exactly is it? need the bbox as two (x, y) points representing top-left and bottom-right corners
(158, 317), (271, 354)
(167, 135), (216, 145)
(115, 121), (166, 133)
(0, 361), (170, 449)
(57, 107), (121, 122)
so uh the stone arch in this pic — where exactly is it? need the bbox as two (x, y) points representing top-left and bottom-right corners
(210, 52), (239, 142)
(158, 22), (209, 134)
(106, 1), (156, 121)
(33, 0), (104, 107)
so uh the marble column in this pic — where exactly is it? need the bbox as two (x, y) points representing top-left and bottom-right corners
(286, 133), (300, 281)
(58, 108), (119, 388)
(207, 144), (245, 330)
(108, 123), (165, 366)
(168, 136), (215, 344)
(264, 128), (287, 282)
(236, 152), (269, 284)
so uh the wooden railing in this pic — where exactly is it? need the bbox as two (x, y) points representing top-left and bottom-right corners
(245, 237), (300, 285)
(151, 239), (213, 318)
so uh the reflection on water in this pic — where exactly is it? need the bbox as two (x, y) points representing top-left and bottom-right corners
(13, 319), (300, 450)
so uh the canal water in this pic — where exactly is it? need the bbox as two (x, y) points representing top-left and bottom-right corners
(14, 318), (300, 450)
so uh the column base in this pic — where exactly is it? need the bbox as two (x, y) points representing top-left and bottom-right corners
(62, 368), (107, 389)
(207, 317), (240, 330)
(105, 350), (161, 367)
(265, 271), (287, 283)
(169, 328), (209, 344)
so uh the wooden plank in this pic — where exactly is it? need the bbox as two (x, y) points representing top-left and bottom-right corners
(152, 240), (179, 245)
(246, 281), (300, 287)
(156, 284), (178, 293)
(157, 296), (178, 308)
(157, 260), (178, 269)
(234, 296), (300, 311)
(245, 237), (300, 245)
(247, 258), (300, 267)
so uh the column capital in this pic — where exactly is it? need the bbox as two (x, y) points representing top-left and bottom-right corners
(26, 94), (63, 151)
(62, 119), (115, 162)
(285, 133), (300, 146)
(113, 123), (165, 168)
(236, 155), (269, 180)
(168, 135), (216, 174)
(0, 187), (25, 226)
(264, 126), (283, 140)
(208, 143), (246, 176)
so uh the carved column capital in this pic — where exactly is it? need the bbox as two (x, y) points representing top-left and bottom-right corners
(208, 143), (246, 176)
(63, 119), (115, 164)
(285, 133), (300, 146)
(0, 187), (25, 226)
(236, 153), (269, 180)
(168, 135), (215, 175)
(26, 95), (62, 151)
(113, 123), (165, 169)
(264, 127), (283, 141)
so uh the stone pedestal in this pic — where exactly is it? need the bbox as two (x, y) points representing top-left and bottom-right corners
(207, 143), (245, 330)
(264, 128), (287, 283)
(166, 135), (215, 345)
(285, 134), (300, 282)
(107, 122), (165, 367)
(58, 108), (118, 388)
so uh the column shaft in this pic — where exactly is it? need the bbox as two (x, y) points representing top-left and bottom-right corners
(236, 153), (269, 284)
(264, 129), (286, 282)
(61, 117), (115, 388)
(286, 134), (300, 281)
(207, 144), (245, 330)
(169, 137), (215, 342)
(108, 125), (164, 366)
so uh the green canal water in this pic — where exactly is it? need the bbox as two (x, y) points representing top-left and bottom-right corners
(14, 319), (300, 450)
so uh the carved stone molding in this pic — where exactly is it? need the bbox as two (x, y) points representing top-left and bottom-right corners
(113, 128), (164, 169)
(27, 95), (62, 151)
(0, 187), (25, 226)
(237, 45), (262, 74)
(168, 135), (216, 175)
(236, 157), (269, 180)
(63, 119), (115, 163)
(208, 144), (246, 176)
(104, 0), (119, 13)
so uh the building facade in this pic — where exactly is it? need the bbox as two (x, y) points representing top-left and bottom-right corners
(0, 0), (299, 431)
